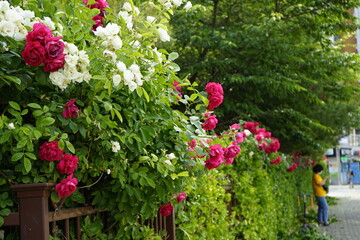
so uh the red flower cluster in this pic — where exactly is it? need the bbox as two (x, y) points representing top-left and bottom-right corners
(270, 156), (282, 165)
(243, 121), (259, 134)
(224, 144), (241, 164)
(22, 23), (65, 72)
(62, 99), (79, 118)
(204, 144), (224, 170)
(38, 141), (79, 197)
(263, 137), (280, 154)
(205, 82), (224, 110)
(84, 0), (109, 30)
(159, 202), (173, 216)
(202, 113), (218, 130)
(287, 162), (298, 172)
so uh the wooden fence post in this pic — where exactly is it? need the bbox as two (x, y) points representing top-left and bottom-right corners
(11, 183), (55, 240)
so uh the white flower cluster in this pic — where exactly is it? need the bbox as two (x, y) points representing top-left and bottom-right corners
(158, 0), (192, 11)
(118, 2), (140, 31)
(112, 61), (143, 91)
(93, 23), (123, 63)
(49, 43), (91, 90)
(0, 1), (55, 41)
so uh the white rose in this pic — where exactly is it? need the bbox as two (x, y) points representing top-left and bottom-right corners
(0, 1), (10, 13)
(107, 35), (123, 50)
(123, 70), (134, 84)
(113, 74), (121, 87)
(244, 129), (251, 136)
(65, 55), (79, 67)
(49, 71), (69, 90)
(5, 9), (22, 22)
(0, 21), (16, 38)
(78, 51), (90, 66)
(157, 28), (170, 42)
(103, 49), (117, 62)
(164, 1), (172, 9)
(83, 72), (92, 82)
(130, 40), (140, 48)
(164, 160), (172, 165)
(129, 64), (140, 73)
(128, 81), (137, 92)
(111, 141), (121, 152)
(106, 169), (111, 175)
(118, 11), (130, 21)
(133, 7), (140, 16)
(167, 153), (176, 159)
(146, 16), (156, 23)
(0, 41), (8, 52)
(105, 23), (120, 35)
(122, 2), (132, 12)
(13, 23), (27, 41)
(8, 123), (15, 130)
(126, 21), (133, 30)
(136, 78), (143, 86)
(65, 43), (79, 55)
(116, 61), (127, 72)
(41, 17), (55, 30)
(184, 1), (192, 11)
(93, 26), (110, 39)
(172, 0), (182, 7)
(153, 48), (163, 63)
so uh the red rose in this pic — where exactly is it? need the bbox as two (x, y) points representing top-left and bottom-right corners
(176, 192), (186, 203)
(287, 163), (298, 172)
(38, 141), (64, 161)
(26, 23), (53, 45)
(206, 94), (224, 110)
(225, 158), (234, 164)
(55, 174), (78, 198)
(243, 122), (259, 134)
(62, 98), (79, 118)
(230, 124), (240, 130)
(159, 203), (173, 216)
(92, 14), (104, 31)
(43, 56), (65, 72)
(22, 41), (45, 66)
(264, 137), (280, 153)
(270, 156), (282, 165)
(205, 144), (224, 170)
(205, 82), (223, 96)
(224, 145), (241, 159)
(202, 114), (218, 130)
(56, 153), (79, 175)
(44, 36), (65, 60)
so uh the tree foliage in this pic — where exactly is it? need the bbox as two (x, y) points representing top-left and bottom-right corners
(170, 0), (360, 155)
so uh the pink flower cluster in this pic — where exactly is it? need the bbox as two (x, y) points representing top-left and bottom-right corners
(202, 113), (218, 130)
(62, 99), (79, 118)
(38, 141), (79, 197)
(204, 143), (241, 170)
(84, 0), (109, 30)
(22, 23), (65, 72)
(173, 81), (183, 99)
(205, 82), (224, 111)
(244, 122), (281, 154)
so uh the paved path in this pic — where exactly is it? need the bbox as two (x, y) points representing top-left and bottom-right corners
(321, 185), (360, 240)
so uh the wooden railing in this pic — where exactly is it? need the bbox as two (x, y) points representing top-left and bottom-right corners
(2, 183), (176, 239)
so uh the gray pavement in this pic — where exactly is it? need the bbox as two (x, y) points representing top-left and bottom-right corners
(321, 185), (360, 240)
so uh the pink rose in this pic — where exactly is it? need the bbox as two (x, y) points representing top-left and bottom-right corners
(270, 156), (282, 165)
(55, 174), (78, 198)
(176, 192), (186, 203)
(230, 124), (240, 130)
(159, 203), (173, 216)
(243, 122), (259, 134)
(235, 131), (246, 143)
(173, 81), (182, 92)
(44, 36), (65, 60)
(207, 94), (224, 110)
(62, 99), (79, 118)
(205, 158), (223, 169)
(205, 144), (224, 169)
(26, 23), (53, 45)
(287, 163), (298, 172)
(56, 153), (79, 175)
(188, 139), (197, 151)
(202, 114), (218, 130)
(84, 0), (109, 10)
(225, 158), (234, 164)
(205, 82), (223, 96)
(224, 145), (241, 159)
(22, 41), (45, 66)
(38, 141), (64, 161)
(43, 56), (65, 72)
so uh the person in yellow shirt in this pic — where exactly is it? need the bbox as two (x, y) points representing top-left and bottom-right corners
(312, 164), (329, 226)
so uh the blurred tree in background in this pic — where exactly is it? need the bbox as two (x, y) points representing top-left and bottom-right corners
(169, 0), (360, 155)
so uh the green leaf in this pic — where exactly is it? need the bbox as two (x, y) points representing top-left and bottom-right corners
(28, 103), (42, 109)
(0, 208), (10, 216)
(38, 117), (55, 126)
(177, 171), (189, 177)
(168, 52), (179, 61)
(104, 101), (113, 111)
(16, 138), (28, 149)
(58, 139), (65, 150)
(0, 131), (11, 144)
(23, 158), (31, 173)
(66, 141), (75, 154)
(33, 129), (42, 139)
(3, 76), (21, 85)
(144, 177), (156, 188)
(9, 101), (20, 111)
(142, 87), (150, 102)
(11, 153), (24, 162)
(25, 152), (36, 160)
(113, 108), (123, 122)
